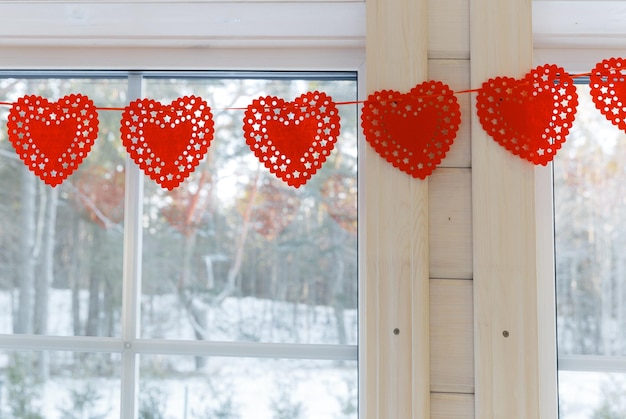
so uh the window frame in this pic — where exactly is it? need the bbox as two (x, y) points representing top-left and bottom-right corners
(0, 2), (368, 417)
(0, 67), (364, 419)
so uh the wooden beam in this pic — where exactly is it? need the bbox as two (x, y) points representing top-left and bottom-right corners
(470, 0), (548, 417)
(364, 0), (430, 416)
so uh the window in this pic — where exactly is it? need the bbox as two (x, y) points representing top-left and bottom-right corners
(0, 71), (358, 418)
(554, 83), (626, 418)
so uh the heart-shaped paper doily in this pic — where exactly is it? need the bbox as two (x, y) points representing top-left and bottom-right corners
(243, 91), (340, 188)
(590, 57), (626, 132)
(120, 96), (214, 190)
(476, 64), (578, 165)
(360, 81), (461, 179)
(7, 94), (99, 187)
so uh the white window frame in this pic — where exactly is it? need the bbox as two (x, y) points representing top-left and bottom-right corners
(0, 2), (367, 415)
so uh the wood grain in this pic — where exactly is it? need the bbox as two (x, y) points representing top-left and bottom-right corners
(365, 0), (430, 417)
(429, 169), (472, 279)
(430, 279), (474, 393)
(470, 0), (542, 417)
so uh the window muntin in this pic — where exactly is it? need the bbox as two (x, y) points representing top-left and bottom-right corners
(0, 71), (358, 418)
(554, 84), (626, 417)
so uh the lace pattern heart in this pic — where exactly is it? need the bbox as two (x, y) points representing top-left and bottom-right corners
(120, 96), (214, 190)
(243, 91), (340, 188)
(7, 94), (99, 186)
(590, 57), (626, 131)
(476, 64), (578, 165)
(360, 81), (461, 179)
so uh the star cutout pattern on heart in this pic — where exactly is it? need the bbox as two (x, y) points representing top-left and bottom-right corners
(120, 96), (215, 190)
(361, 80), (461, 179)
(7, 94), (99, 187)
(243, 91), (341, 188)
(476, 64), (578, 165)
(590, 57), (626, 132)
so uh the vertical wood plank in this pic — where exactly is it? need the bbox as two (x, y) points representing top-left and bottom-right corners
(428, 0), (470, 59)
(365, 0), (429, 417)
(428, 60), (471, 169)
(428, 169), (472, 279)
(469, 0), (543, 418)
(430, 278), (474, 393)
(431, 393), (475, 419)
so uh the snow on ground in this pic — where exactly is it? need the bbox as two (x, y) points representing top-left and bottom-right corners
(0, 288), (358, 418)
(558, 370), (626, 418)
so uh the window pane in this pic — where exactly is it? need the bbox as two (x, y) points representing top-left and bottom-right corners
(554, 85), (626, 357)
(139, 355), (357, 419)
(0, 77), (127, 337)
(554, 85), (626, 416)
(140, 76), (358, 345)
(559, 371), (626, 419)
(0, 350), (121, 418)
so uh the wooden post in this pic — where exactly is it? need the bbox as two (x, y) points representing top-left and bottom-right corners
(470, 0), (552, 417)
(364, 0), (430, 417)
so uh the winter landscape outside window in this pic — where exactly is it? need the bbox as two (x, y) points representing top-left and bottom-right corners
(0, 71), (358, 418)
(554, 84), (626, 418)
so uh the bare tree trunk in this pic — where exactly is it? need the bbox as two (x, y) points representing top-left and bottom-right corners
(331, 224), (348, 346)
(35, 187), (58, 333)
(71, 221), (82, 336)
(86, 226), (101, 336)
(103, 275), (116, 337)
(34, 187), (58, 381)
(214, 167), (261, 305)
(181, 232), (208, 370)
(15, 167), (37, 334)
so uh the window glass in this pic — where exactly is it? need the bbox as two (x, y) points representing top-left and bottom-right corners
(140, 76), (358, 345)
(0, 350), (121, 418)
(0, 76), (127, 337)
(554, 84), (626, 416)
(139, 355), (358, 419)
(0, 72), (358, 418)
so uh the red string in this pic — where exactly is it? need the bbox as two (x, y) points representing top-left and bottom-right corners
(0, 71), (609, 111)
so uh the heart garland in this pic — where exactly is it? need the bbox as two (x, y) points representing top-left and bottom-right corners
(6, 59), (624, 189)
(476, 64), (578, 165)
(7, 94), (99, 187)
(243, 91), (340, 188)
(590, 57), (626, 132)
(120, 96), (214, 190)
(361, 81), (461, 179)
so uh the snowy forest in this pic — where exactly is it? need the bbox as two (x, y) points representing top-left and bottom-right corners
(555, 85), (626, 418)
(0, 73), (358, 418)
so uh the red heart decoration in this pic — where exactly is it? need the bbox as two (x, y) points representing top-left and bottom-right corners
(590, 57), (626, 131)
(476, 64), (578, 165)
(243, 91), (340, 188)
(7, 94), (99, 187)
(120, 96), (214, 190)
(360, 80), (461, 179)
